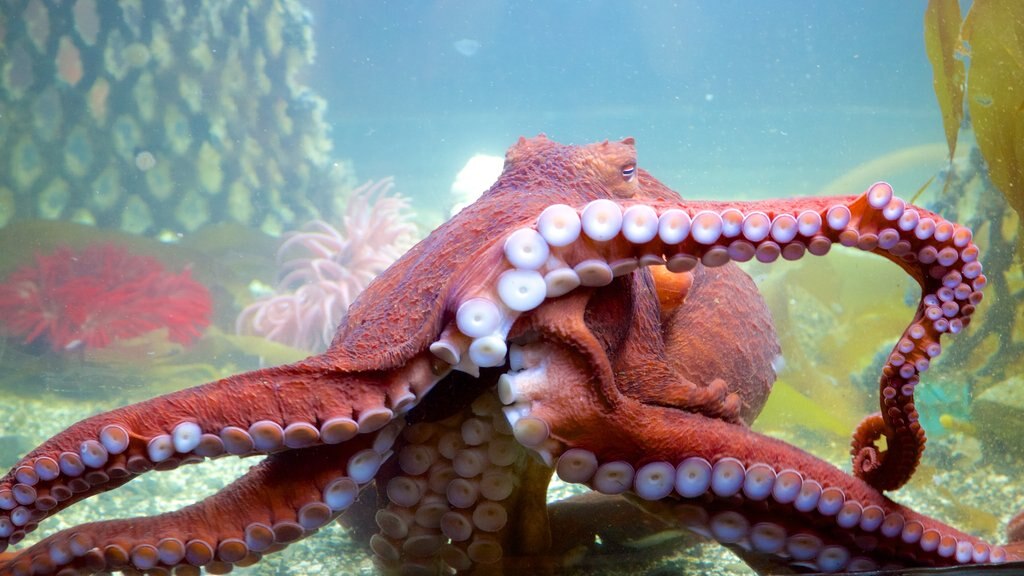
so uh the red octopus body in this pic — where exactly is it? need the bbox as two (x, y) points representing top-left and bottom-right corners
(0, 136), (1019, 575)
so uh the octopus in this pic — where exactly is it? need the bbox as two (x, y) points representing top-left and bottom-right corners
(1, 135), (1022, 575)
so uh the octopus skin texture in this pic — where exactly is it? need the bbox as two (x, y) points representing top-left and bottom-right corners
(0, 135), (1021, 575)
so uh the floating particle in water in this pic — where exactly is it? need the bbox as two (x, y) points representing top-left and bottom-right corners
(453, 38), (481, 57)
(56, 36), (84, 86)
(135, 150), (156, 172)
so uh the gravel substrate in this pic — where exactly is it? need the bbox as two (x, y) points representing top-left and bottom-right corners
(2, 392), (1021, 575)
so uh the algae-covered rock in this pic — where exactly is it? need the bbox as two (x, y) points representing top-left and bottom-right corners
(972, 375), (1024, 459)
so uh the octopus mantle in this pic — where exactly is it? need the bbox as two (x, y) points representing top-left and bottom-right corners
(1, 135), (1022, 575)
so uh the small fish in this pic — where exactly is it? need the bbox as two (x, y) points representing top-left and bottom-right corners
(939, 413), (977, 436)
(453, 38), (481, 57)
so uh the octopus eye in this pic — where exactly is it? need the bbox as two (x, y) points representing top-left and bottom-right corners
(621, 163), (636, 181)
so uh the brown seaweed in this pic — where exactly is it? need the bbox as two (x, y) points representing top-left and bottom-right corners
(924, 0), (966, 163)
(925, 0), (1024, 235)
(961, 1), (1024, 228)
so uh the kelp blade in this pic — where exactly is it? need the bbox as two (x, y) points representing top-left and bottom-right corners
(924, 0), (965, 162)
(962, 1), (1024, 226)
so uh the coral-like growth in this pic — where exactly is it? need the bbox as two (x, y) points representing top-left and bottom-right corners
(1, 1), (338, 235)
(236, 178), (418, 352)
(0, 244), (212, 352)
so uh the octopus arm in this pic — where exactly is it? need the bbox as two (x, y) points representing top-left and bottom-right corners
(550, 399), (1016, 571)
(473, 183), (985, 491)
(0, 136), (1014, 574)
(0, 437), (381, 574)
(0, 357), (437, 556)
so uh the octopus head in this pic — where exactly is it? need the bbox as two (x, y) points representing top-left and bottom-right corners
(500, 135), (640, 201)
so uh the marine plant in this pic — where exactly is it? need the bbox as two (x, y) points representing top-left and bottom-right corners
(924, 0), (1024, 232)
(0, 0), (346, 236)
(0, 244), (212, 352)
(918, 0), (1024, 467)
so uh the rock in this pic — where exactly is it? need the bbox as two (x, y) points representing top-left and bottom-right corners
(972, 375), (1024, 459)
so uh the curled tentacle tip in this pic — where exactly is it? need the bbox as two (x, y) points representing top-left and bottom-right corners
(853, 446), (882, 476)
(723, 393), (744, 423)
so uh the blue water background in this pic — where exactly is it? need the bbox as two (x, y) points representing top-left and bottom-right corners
(310, 1), (941, 205)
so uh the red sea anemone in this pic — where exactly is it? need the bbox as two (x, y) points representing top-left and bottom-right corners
(0, 244), (212, 352)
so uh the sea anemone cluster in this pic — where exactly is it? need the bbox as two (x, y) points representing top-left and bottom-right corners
(0, 244), (212, 352)
(236, 179), (419, 352)
(0, 0), (348, 236)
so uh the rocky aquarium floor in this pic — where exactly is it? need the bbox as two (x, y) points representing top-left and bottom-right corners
(1, 389), (1022, 576)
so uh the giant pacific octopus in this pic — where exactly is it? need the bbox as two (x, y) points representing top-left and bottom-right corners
(1, 135), (1022, 575)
